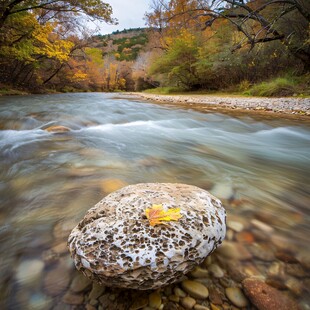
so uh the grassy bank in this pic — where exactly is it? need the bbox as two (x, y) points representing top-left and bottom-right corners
(144, 75), (310, 98)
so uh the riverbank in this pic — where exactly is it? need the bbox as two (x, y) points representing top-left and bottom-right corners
(133, 93), (310, 117)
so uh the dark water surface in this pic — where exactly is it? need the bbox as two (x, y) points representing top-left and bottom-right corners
(0, 93), (309, 309)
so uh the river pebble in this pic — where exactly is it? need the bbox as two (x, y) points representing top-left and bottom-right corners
(181, 280), (209, 299)
(89, 282), (106, 300)
(250, 219), (274, 233)
(62, 291), (84, 305)
(208, 264), (224, 278)
(148, 291), (162, 309)
(242, 278), (300, 310)
(15, 259), (44, 286)
(190, 266), (209, 278)
(225, 287), (248, 307)
(70, 273), (92, 293)
(181, 296), (196, 309)
(174, 287), (187, 297)
(43, 261), (71, 296)
(227, 221), (244, 232)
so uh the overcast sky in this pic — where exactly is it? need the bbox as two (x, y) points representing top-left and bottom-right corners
(97, 0), (153, 34)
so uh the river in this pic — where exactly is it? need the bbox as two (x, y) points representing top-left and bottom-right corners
(0, 93), (309, 309)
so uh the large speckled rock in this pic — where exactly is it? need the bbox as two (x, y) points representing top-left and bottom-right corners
(68, 183), (226, 290)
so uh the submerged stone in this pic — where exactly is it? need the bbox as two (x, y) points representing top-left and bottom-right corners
(68, 183), (226, 290)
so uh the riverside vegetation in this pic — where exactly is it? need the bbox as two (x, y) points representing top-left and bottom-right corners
(0, 0), (309, 96)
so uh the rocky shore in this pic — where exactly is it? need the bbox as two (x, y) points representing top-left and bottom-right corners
(133, 93), (310, 117)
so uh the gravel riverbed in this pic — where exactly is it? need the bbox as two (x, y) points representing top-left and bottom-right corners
(133, 93), (310, 116)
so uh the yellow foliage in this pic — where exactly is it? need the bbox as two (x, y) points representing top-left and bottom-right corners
(72, 70), (88, 81)
(145, 204), (182, 226)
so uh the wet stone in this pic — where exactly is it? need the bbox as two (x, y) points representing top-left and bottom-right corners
(89, 282), (106, 300)
(190, 266), (209, 278)
(250, 219), (274, 233)
(62, 291), (84, 305)
(194, 305), (210, 310)
(70, 273), (92, 293)
(286, 263), (306, 278)
(227, 220), (244, 232)
(285, 277), (304, 296)
(43, 261), (71, 296)
(216, 241), (252, 261)
(275, 250), (299, 263)
(168, 295), (180, 303)
(225, 287), (248, 308)
(15, 259), (45, 286)
(248, 244), (275, 261)
(182, 280), (209, 299)
(181, 296), (197, 309)
(209, 287), (223, 305)
(242, 278), (300, 310)
(174, 287), (187, 298)
(148, 291), (162, 309)
(208, 264), (224, 278)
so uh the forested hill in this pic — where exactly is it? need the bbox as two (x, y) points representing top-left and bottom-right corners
(0, 0), (309, 96)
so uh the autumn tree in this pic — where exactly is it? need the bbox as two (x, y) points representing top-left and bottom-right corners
(0, 0), (116, 90)
(147, 0), (310, 69)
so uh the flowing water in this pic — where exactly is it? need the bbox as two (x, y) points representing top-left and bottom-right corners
(0, 93), (309, 309)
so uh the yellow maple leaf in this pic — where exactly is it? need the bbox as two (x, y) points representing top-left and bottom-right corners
(145, 204), (182, 226)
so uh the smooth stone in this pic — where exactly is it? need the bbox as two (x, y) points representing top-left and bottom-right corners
(209, 287), (223, 305)
(182, 280), (209, 299)
(86, 304), (97, 310)
(168, 295), (180, 303)
(275, 250), (298, 263)
(52, 242), (68, 255)
(210, 304), (221, 310)
(211, 183), (234, 200)
(285, 277), (303, 296)
(70, 273), (92, 293)
(216, 241), (252, 260)
(208, 264), (224, 278)
(130, 295), (148, 310)
(242, 278), (300, 310)
(235, 231), (254, 244)
(62, 292), (84, 305)
(190, 266), (209, 278)
(286, 263), (306, 278)
(248, 244), (274, 261)
(250, 219), (274, 233)
(174, 287), (187, 298)
(181, 296), (196, 309)
(89, 282), (106, 300)
(28, 293), (52, 310)
(100, 178), (128, 193)
(194, 305), (210, 310)
(148, 291), (162, 309)
(226, 229), (234, 241)
(16, 259), (45, 285)
(43, 261), (71, 296)
(267, 262), (286, 279)
(227, 221), (244, 232)
(45, 125), (71, 133)
(225, 287), (248, 308)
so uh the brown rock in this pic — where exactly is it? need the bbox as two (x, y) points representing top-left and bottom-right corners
(62, 292), (84, 305)
(275, 250), (298, 263)
(43, 261), (71, 296)
(45, 125), (71, 133)
(242, 278), (300, 310)
(209, 287), (223, 305)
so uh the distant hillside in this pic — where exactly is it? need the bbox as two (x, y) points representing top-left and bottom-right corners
(93, 28), (149, 61)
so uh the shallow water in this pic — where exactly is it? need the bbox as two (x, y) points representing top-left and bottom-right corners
(0, 93), (309, 309)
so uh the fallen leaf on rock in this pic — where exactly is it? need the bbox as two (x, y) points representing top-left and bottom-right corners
(145, 204), (182, 226)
